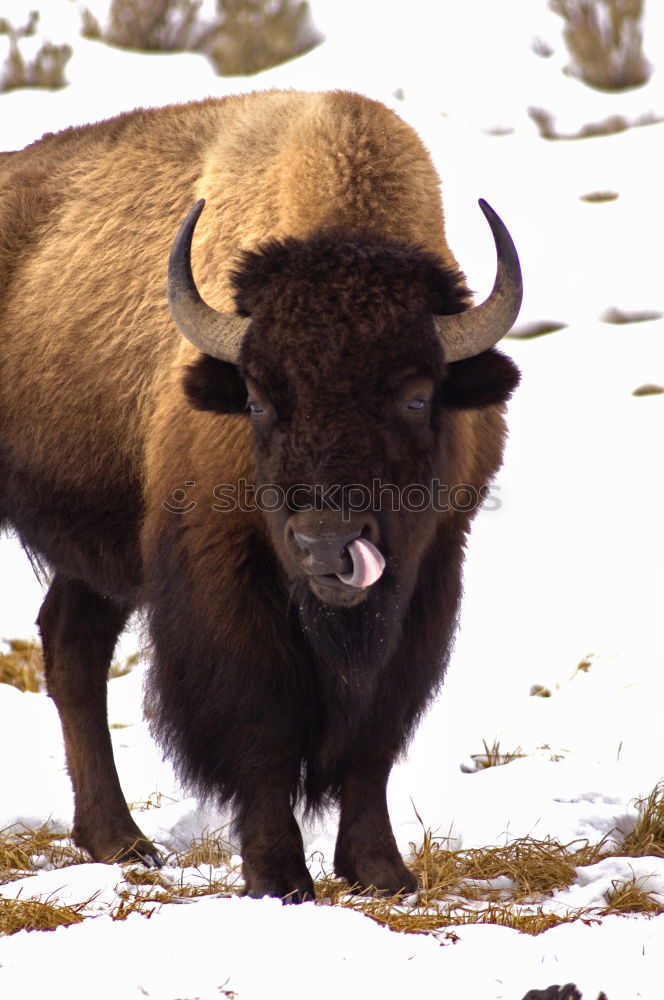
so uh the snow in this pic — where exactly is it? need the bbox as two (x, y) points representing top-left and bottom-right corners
(1, 1), (663, 998)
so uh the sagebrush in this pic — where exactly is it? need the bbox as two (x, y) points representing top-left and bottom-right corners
(83, 0), (321, 75)
(0, 12), (71, 92)
(550, 0), (650, 90)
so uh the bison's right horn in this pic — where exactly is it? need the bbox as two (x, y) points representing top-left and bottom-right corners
(168, 199), (249, 364)
(434, 199), (523, 362)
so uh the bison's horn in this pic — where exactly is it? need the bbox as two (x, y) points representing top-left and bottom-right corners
(168, 199), (249, 364)
(434, 199), (522, 362)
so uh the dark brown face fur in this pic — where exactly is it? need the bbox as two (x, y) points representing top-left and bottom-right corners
(184, 231), (519, 669)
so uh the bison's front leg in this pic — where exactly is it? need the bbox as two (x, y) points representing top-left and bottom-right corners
(236, 783), (314, 902)
(334, 754), (417, 896)
(38, 576), (160, 865)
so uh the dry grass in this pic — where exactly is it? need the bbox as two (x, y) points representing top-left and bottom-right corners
(82, 0), (321, 76)
(550, 0), (650, 91)
(508, 321), (568, 340)
(0, 638), (141, 693)
(2, 721), (664, 938)
(0, 12), (71, 92)
(580, 190), (619, 203)
(632, 384), (664, 397)
(602, 875), (663, 914)
(0, 897), (88, 935)
(466, 738), (526, 771)
(410, 832), (605, 903)
(3, 816), (663, 938)
(622, 782), (664, 858)
(0, 639), (44, 692)
(0, 825), (87, 883)
(174, 827), (234, 868)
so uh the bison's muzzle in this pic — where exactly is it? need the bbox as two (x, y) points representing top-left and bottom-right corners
(286, 515), (385, 604)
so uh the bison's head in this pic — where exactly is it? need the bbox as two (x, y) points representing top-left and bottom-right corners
(169, 201), (521, 663)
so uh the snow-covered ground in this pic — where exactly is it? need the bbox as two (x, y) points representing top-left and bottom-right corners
(1, 1), (663, 997)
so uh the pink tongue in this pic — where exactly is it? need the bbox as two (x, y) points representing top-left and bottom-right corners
(336, 537), (386, 589)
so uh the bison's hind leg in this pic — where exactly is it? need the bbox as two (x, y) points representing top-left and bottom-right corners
(38, 575), (161, 866)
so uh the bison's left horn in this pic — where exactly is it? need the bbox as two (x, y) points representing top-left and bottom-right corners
(168, 199), (249, 364)
(434, 199), (522, 362)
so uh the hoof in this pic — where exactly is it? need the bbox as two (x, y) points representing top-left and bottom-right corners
(243, 872), (315, 903)
(335, 861), (418, 897)
(74, 826), (163, 868)
(118, 842), (165, 869)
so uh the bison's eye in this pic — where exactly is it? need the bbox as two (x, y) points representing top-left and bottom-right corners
(396, 374), (434, 421)
(244, 376), (273, 421)
(405, 398), (427, 413)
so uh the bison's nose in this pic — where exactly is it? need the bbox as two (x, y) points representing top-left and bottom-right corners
(291, 528), (360, 576)
(288, 523), (386, 590)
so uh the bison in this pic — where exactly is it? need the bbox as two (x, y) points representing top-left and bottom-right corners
(0, 89), (521, 900)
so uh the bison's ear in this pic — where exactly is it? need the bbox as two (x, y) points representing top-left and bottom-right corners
(183, 355), (248, 414)
(441, 349), (520, 410)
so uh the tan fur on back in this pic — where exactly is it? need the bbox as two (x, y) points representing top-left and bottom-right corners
(0, 91), (463, 498)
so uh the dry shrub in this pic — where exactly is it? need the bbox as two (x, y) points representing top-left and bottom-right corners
(550, 0), (650, 90)
(632, 383), (664, 397)
(206, 0), (320, 76)
(0, 12), (71, 92)
(82, 0), (212, 52)
(83, 0), (321, 76)
(580, 190), (619, 202)
(600, 306), (662, 325)
(528, 104), (663, 140)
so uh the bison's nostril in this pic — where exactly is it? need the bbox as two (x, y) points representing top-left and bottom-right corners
(288, 528), (366, 578)
(291, 530), (312, 555)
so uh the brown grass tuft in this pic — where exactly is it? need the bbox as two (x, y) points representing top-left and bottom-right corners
(622, 782), (664, 858)
(0, 897), (87, 935)
(172, 827), (234, 868)
(410, 834), (607, 904)
(602, 875), (663, 914)
(468, 738), (526, 771)
(0, 825), (87, 882)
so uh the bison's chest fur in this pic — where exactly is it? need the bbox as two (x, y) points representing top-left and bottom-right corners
(145, 505), (464, 813)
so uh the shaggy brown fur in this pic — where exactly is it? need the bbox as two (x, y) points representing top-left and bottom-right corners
(0, 90), (519, 899)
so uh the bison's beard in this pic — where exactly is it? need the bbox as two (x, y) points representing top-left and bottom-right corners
(292, 572), (405, 690)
